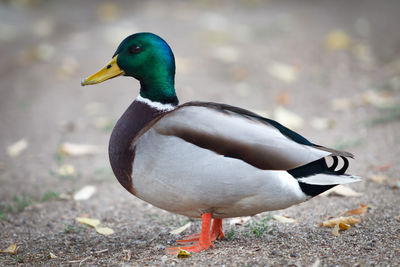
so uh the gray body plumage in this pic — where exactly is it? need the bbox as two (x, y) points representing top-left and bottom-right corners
(127, 98), (359, 218)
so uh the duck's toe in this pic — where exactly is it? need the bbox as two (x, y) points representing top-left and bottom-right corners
(166, 242), (214, 254)
(176, 233), (201, 244)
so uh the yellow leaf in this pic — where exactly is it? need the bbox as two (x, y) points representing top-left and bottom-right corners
(273, 214), (298, 224)
(332, 222), (352, 236)
(0, 244), (18, 255)
(324, 30), (351, 50)
(169, 222), (192, 235)
(339, 222), (351, 230)
(76, 217), (101, 228)
(331, 98), (354, 111)
(57, 164), (76, 177)
(319, 216), (360, 228)
(59, 143), (99, 156)
(177, 248), (191, 258)
(95, 227), (114, 236)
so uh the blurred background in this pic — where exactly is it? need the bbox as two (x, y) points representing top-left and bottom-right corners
(0, 0), (399, 265)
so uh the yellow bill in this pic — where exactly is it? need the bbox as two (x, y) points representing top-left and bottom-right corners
(81, 55), (124, 86)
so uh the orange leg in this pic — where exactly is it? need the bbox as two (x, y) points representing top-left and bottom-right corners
(211, 218), (225, 241)
(167, 213), (215, 254)
(176, 217), (225, 244)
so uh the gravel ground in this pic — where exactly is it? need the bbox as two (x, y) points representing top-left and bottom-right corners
(1, 0), (399, 266)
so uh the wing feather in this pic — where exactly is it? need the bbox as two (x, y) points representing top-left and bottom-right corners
(152, 103), (333, 170)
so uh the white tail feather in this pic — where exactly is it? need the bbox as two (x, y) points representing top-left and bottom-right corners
(298, 174), (360, 185)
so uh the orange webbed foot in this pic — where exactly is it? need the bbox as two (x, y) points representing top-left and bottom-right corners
(176, 233), (200, 244)
(167, 213), (225, 254)
(166, 242), (214, 254)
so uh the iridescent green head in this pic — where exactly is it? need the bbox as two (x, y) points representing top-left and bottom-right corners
(82, 32), (178, 105)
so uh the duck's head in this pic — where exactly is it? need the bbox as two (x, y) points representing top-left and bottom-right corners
(81, 32), (177, 104)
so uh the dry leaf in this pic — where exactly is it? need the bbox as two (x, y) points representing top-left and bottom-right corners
(332, 222), (351, 236)
(273, 214), (297, 224)
(319, 216), (360, 228)
(346, 204), (368, 216)
(97, 2), (120, 22)
(59, 143), (99, 156)
(231, 66), (249, 81)
(0, 244), (18, 255)
(213, 46), (239, 63)
(320, 185), (362, 197)
(362, 90), (393, 108)
(339, 222), (351, 230)
(49, 252), (57, 259)
(76, 217), (101, 228)
(324, 30), (352, 50)
(25, 43), (54, 62)
(177, 248), (191, 258)
(332, 223), (340, 236)
(96, 227), (114, 236)
(74, 185), (97, 201)
(33, 18), (54, 37)
(57, 164), (76, 177)
(276, 91), (291, 105)
(331, 98), (354, 111)
(169, 222), (192, 235)
(310, 117), (335, 130)
(370, 175), (388, 184)
(7, 139), (28, 157)
(274, 106), (304, 130)
(229, 216), (251, 226)
(371, 163), (392, 171)
(268, 62), (297, 83)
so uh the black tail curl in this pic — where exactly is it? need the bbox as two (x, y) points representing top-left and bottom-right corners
(288, 155), (351, 197)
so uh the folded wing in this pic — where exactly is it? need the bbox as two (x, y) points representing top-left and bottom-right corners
(153, 102), (347, 171)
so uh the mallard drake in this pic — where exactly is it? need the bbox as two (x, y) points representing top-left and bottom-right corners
(81, 32), (359, 253)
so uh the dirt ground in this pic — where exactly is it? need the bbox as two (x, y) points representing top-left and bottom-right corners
(1, 0), (399, 266)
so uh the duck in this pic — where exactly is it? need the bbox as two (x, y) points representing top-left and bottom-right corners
(81, 32), (359, 253)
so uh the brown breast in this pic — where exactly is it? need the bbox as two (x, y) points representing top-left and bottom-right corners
(108, 100), (169, 195)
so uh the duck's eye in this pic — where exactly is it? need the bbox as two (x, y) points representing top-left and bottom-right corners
(129, 45), (142, 54)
